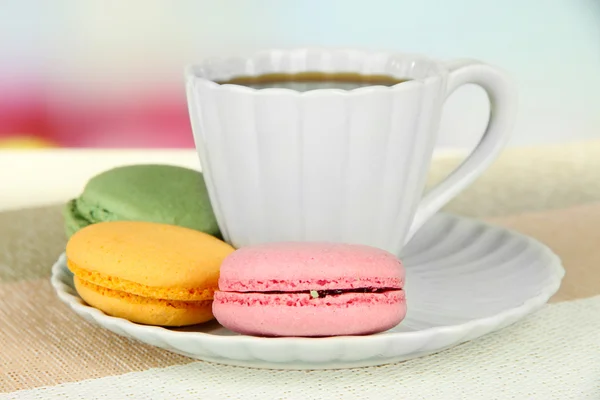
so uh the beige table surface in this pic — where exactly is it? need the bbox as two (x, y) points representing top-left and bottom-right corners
(1, 142), (599, 398)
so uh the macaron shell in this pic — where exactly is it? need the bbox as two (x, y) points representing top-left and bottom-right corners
(219, 242), (404, 292)
(66, 164), (220, 237)
(213, 290), (406, 337)
(68, 261), (213, 301)
(75, 277), (214, 326)
(67, 221), (234, 290)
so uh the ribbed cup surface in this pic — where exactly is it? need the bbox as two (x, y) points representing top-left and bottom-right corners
(187, 49), (447, 253)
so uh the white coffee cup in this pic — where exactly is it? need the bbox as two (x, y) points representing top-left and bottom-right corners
(185, 48), (517, 255)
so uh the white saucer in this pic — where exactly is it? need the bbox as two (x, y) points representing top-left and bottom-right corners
(51, 213), (564, 370)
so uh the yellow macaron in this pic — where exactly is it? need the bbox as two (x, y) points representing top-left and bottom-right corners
(66, 220), (235, 326)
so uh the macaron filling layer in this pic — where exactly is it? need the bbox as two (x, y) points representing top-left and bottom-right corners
(310, 287), (398, 298)
(67, 260), (215, 301)
(75, 277), (213, 309)
(219, 277), (403, 292)
(229, 287), (401, 298)
(217, 276), (403, 302)
(214, 290), (405, 307)
(218, 277), (403, 300)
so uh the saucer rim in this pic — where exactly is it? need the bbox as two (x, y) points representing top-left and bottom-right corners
(50, 213), (565, 368)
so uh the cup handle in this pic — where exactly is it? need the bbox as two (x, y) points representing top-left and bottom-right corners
(405, 59), (518, 244)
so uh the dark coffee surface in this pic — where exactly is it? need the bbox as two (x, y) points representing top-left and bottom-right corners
(218, 72), (410, 91)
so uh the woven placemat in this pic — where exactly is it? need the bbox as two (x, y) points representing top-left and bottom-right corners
(4, 295), (599, 399)
(1, 203), (600, 396)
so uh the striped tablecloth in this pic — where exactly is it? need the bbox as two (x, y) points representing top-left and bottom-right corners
(1, 202), (599, 399)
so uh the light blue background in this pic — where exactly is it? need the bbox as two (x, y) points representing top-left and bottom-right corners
(2, 0), (599, 149)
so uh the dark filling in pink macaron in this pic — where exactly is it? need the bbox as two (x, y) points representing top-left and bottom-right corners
(312, 288), (398, 298)
(246, 287), (401, 298)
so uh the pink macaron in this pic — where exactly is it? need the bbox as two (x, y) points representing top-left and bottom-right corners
(212, 242), (406, 337)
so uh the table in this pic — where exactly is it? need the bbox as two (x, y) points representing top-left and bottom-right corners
(1, 143), (600, 399)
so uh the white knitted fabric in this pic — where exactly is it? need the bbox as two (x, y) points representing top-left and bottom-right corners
(6, 296), (600, 400)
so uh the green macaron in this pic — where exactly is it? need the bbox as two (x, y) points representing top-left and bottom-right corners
(63, 164), (221, 238)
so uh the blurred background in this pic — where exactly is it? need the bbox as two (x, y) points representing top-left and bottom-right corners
(1, 0), (599, 150)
